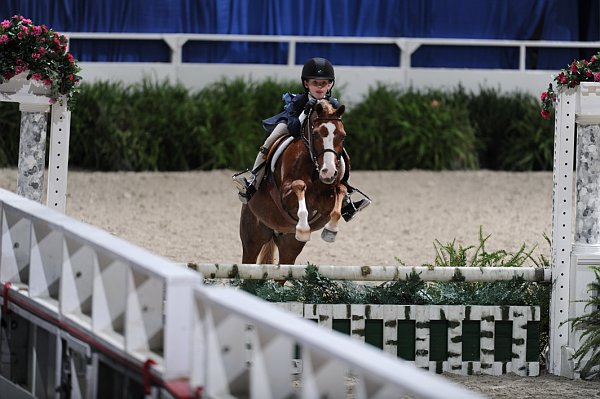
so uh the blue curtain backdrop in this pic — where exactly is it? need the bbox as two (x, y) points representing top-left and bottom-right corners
(1, 0), (597, 69)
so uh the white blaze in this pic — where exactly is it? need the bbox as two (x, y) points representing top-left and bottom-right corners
(319, 122), (337, 181)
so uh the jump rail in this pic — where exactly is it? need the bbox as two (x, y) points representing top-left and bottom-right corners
(0, 187), (480, 398)
(191, 263), (552, 282)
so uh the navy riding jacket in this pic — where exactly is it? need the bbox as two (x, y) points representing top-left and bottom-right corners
(262, 92), (341, 137)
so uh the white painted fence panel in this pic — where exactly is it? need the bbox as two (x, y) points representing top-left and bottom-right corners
(276, 303), (541, 377)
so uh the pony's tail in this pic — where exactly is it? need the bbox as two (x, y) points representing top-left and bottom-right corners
(257, 238), (277, 264)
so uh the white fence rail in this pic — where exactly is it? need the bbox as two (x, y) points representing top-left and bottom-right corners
(64, 32), (600, 68)
(63, 33), (597, 101)
(0, 188), (480, 398)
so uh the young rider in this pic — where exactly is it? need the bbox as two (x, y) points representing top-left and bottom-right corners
(232, 57), (370, 221)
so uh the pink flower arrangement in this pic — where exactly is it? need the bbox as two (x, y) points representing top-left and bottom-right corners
(540, 52), (600, 119)
(0, 15), (81, 107)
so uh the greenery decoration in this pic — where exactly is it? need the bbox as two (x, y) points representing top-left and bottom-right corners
(0, 15), (81, 106)
(206, 228), (550, 308)
(568, 266), (600, 379)
(0, 78), (554, 170)
(423, 227), (549, 268)
(343, 84), (479, 170)
(540, 51), (600, 119)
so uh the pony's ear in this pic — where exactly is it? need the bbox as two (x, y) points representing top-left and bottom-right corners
(315, 101), (324, 115)
(336, 105), (345, 117)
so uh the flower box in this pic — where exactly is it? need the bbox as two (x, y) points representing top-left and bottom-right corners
(0, 72), (52, 104)
(1, 15), (80, 107)
(540, 52), (600, 119)
(577, 82), (600, 118)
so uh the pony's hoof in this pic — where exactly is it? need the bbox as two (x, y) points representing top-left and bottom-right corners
(295, 230), (311, 242)
(321, 228), (337, 243)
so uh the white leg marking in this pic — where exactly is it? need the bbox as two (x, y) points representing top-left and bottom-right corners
(324, 219), (339, 233)
(296, 197), (311, 241)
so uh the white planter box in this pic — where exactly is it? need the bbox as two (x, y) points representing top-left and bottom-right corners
(577, 82), (600, 122)
(0, 72), (52, 104)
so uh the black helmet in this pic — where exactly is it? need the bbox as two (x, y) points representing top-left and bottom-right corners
(301, 57), (335, 82)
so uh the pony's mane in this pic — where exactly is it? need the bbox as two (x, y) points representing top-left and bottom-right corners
(317, 99), (335, 114)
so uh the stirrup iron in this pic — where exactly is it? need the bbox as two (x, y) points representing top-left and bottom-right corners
(232, 169), (252, 192)
(341, 187), (372, 222)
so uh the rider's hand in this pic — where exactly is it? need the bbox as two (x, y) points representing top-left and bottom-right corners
(303, 104), (311, 115)
(304, 97), (316, 114)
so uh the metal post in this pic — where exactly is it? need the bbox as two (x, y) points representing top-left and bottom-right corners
(17, 103), (50, 204)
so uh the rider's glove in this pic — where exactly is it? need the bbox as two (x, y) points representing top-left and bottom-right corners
(304, 97), (317, 114)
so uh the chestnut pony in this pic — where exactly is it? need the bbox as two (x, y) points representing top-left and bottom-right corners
(239, 99), (348, 264)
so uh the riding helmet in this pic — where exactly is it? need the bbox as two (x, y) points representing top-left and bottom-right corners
(301, 57), (335, 82)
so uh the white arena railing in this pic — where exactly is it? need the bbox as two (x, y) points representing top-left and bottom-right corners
(62, 33), (598, 102)
(0, 187), (481, 399)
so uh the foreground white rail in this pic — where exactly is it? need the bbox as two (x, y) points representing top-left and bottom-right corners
(0, 188), (480, 398)
(193, 288), (481, 398)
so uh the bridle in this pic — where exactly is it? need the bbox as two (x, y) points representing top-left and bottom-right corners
(302, 113), (344, 172)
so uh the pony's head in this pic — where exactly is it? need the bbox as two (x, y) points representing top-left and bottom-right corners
(309, 100), (346, 184)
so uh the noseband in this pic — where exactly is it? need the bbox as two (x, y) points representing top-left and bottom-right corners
(302, 114), (344, 171)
